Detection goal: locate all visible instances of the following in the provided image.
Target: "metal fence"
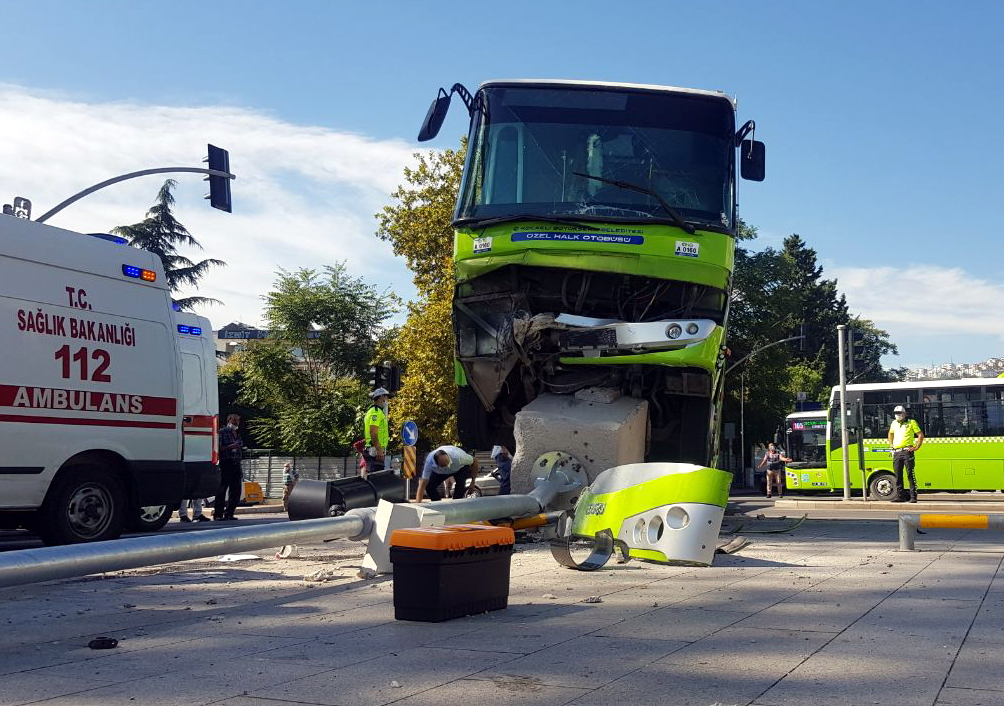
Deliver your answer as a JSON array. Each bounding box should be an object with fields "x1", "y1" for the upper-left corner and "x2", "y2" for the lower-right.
[{"x1": 241, "y1": 449, "x2": 501, "y2": 499}]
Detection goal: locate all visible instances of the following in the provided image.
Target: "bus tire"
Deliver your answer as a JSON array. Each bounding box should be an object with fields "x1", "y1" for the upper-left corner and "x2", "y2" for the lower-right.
[
  {"x1": 868, "y1": 472, "x2": 898, "y2": 501},
  {"x1": 126, "y1": 504, "x2": 173, "y2": 533},
  {"x1": 37, "y1": 464, "x2": 127, "y2": 545}
]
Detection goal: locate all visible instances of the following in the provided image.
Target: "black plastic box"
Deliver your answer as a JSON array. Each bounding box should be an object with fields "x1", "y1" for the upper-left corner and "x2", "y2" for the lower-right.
[{"x1": 389, "y1": 525, "x2": 514, "y2": 622}]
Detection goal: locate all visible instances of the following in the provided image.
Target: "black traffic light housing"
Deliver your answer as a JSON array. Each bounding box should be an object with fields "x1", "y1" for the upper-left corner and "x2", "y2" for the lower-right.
[
  {"x1": 206, "y1": 144, "x2": 232, "y2": 213},
  {"x1": 848, "y1": 328, "x2": 867, "y2": 374}
]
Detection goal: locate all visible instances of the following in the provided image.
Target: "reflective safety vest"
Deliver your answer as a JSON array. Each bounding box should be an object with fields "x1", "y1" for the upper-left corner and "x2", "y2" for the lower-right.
[
  {"x1": 889, "y1": 418, "x2": 922, "y2": 449},
  {"x1": 364, "y1": 405, "x2": 389, "y2": 448}
]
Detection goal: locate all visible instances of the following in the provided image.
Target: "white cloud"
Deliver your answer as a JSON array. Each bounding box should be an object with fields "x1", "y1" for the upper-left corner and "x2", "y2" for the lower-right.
[
  {"x1": 831, "y1": 263, "x2": 1004, "y2": 363},
  {"x1": 0, "y1": 84, "x2": 423, "y2": 327}
]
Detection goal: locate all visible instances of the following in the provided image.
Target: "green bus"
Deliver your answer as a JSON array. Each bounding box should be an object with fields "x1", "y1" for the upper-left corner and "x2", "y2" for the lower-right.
[
  {"x1": 417, "y1": 79, "x2": 766, "y2": 465},
  {"x1": 783, "y1": 378, "x2": 1004, "y2": 499}
]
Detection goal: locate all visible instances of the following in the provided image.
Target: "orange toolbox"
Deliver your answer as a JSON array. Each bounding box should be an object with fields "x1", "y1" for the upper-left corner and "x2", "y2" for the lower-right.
[{"x1": 389, "y1": 524, "x2": 515, "y2": 622}]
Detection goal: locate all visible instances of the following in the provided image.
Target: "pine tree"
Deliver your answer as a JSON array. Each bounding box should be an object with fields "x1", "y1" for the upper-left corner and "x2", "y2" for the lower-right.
[{"x1": 113, "y1": 179, "x2": 225, "y2": 310}]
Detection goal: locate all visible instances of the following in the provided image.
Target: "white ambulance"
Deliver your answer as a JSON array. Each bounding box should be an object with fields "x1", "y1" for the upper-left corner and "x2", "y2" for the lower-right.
[
  {"x1": 132, "y1": 310, "x2": 220, "y2": 532},
  {"x1": 0, "y1": 215, "x2": 219, "y2": 544}
]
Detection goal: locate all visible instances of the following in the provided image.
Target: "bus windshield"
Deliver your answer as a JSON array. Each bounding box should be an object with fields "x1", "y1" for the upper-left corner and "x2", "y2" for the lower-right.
[
  {"x1": 786, "y1": 415, "x2": 828, "y2": 464},
  {"x1": 457, "y1": 85, "x2": 736, "y2": 231}
]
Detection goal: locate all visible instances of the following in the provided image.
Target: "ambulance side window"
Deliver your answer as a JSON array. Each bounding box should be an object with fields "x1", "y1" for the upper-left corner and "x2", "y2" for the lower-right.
[{"x1": 181, "y1": 353, "x2": 204, "y2": 415}]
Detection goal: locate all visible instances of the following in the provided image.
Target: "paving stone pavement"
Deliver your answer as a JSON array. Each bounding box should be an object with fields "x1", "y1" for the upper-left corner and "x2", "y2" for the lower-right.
[{"x1": 1, "y1": 518, "x2": 1003, "y2": 705}]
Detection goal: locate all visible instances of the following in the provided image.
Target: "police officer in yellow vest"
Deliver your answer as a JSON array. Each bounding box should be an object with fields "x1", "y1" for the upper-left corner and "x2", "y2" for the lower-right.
[
  {"x1": 888, "y1": 404, "x2": 924, "y2": 503},
  {"x1": 363, "y1": 388, "x2": 390, "y2": 475}
]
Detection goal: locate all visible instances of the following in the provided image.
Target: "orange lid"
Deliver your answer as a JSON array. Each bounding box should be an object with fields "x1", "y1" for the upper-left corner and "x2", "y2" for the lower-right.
[{"x1": 390, "y1": 524, "x2": 515, "y2": 551}]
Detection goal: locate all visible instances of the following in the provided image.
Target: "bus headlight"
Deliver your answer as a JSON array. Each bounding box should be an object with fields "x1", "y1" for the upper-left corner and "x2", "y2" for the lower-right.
[
  {"x1": 686, "y1": 322, "x2": 699, "y2": 335},
  {"x1": 666, "y1": 324, "x2": 682, "y2": 339}
]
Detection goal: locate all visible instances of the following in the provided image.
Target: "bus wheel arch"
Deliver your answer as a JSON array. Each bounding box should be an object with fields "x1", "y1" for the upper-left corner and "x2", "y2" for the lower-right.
[
  {"x1": 38, "y1": 453, "x2": 130, "y2": 545},
  {"x1": 868, "y1": 471, "x2": 898, "y2": 501}
]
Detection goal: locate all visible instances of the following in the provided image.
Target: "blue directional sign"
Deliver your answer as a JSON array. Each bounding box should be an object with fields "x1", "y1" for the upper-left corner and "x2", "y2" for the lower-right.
[{"x1": 402, "y1": 420, "x2": 419, "y2": 447}]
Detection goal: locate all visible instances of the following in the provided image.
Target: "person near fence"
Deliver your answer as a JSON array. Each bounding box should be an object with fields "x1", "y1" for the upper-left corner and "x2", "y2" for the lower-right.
[
  {"x1": 178, "y1": 497, "x2": 209, "y2": 523},
  {"x1": 491, "y1": 444, "x2": 513, "y2": 495},
  {"x1": 414, "y1": 445, "x2": 479, "y2": 502},
  {"x1": 281, "y1": 462, "x2": 299, "y2": 513},
  {"x1": 214, "y1": 413, "x2": 244, "y2": 521},
  {"x1": 888, "y1": 404, "x2": 924, "y2": 503},
  {"x1": 363, "y1": 388, "x2": 390, "y2": 474},
  {"x1": 353, "y1": 439, "x2": 368, "y2": 477}
]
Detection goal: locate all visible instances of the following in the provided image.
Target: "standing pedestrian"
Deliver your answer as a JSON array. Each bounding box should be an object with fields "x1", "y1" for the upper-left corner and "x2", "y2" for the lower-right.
[
  {"x1": 491, "y1": 444, "x2": 513, "y2": 495},
  {"x1": 414, "y1": 445, "x2": 479, "y2": 502},
  {"x1": 281, "y1": 462, "x2": 299, "y2": 513},
  {"x1": 214, "y1": 413, "x2": 244, "y2": 521},
  {"x1": 758, "y1": 442, "x2": 790, "y2": 499},
  {"x1": 363, "y1": 388, "x2": 390, "y2": 474},
  {"x1": 888, "y1": 404, "x2": 924, "y2": 503},
  {"x1": 352, "y1": 439, "x2": 368, "y2": 477},
  {"x1": 178, "y1": 498, "x2": 209, "y2": 523}
]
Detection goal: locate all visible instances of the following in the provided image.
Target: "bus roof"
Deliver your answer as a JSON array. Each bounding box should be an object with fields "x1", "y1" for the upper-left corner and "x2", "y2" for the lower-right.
[
  {"x1": 830, "y1": 377, "x2": 1004, "y2": 394},
  {"x1": 477, "y1": 79, "x2": 736, "y2": 108},
  {"x1": 785, "y1": 410, "x2": 827, "y2": 420}
]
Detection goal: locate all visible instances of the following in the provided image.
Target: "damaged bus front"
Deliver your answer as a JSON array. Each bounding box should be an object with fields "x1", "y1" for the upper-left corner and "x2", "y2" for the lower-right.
[{"x1": 418, "y1": 80, "x2": 765, "y2": 465}]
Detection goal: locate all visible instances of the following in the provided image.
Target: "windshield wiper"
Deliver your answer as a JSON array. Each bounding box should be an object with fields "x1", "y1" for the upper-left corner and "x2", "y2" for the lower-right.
[
  {"x1": 572, "y1": 172, "x2": 696, "y2": 234},
  {"x1": 454, "y1": 214, "x2": 604, "y2": 231}
]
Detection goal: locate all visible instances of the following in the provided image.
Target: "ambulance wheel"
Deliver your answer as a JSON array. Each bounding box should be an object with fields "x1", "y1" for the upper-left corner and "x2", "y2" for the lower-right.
[
  {"x1": 38, "y1": 465, "x2": 127, "y2": 545},
  {"x1": 126, "y1": 504, "x2": 172, "y2": 533},
  {"x1": 869, "y1": 473, "x2": 898, "y2": 501}
]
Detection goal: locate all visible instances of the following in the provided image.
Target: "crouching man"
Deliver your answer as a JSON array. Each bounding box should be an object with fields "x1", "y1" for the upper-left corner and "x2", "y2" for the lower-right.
[{"x1": 415, "y1": 445, "x2": 479, "y2": 502}]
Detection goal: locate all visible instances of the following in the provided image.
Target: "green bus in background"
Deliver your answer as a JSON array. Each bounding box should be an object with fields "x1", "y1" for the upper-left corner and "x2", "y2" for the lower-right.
[
  {"x1": 417, "y1": 79, "x2": 766, "y2": 465},
  {"x1": 784, "y1": 378, "x2": 1004, "y2": 499}
]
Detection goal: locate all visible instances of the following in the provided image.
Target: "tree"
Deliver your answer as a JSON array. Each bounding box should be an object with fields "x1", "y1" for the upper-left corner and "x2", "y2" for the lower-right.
[
  {"x1": 234, "y1": 266, "x2": 396, "y2": 455},
  {"x1": 113, "y1": 179, "x2": 225, "y2": 310},
  {"x1": 375, "y1": 141, "x2": 466, "y2": 447}
]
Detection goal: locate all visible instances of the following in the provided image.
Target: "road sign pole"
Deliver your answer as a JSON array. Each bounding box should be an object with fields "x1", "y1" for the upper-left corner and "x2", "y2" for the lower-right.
[{"x1": 838, "y1": 325, "x2": 851, "y2": 501}]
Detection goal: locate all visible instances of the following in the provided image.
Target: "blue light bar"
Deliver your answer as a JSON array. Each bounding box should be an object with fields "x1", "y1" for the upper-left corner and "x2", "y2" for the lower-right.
[
  {"x1": 122, "y1": 264, "x2": 141, "y2": 278},
  {"x1": 90, "y1": 233, "x2": 128, "y2": 245},
  {"x1": 190, "y1": 326, "x2": 202, "y2": 335},
  {"x1": 177, "y1": 324, "x2": 191, "y2": 334}
]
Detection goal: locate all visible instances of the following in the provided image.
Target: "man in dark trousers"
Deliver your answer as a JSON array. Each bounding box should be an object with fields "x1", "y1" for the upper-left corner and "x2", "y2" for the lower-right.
[
  {"x1": 214, "y1": 413, "x2": 244, "y2": 521},
  {"x1": 888, "y1": 404, "x2": 924, "y2": 502},
  {"x1": 414, "y1": 445, "x2": 479, "y2": 502}
]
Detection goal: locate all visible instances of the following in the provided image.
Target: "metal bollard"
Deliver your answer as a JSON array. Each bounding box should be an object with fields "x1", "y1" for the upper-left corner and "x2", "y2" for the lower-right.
[{"x1": 898, "y1": 513, "x2": 1004, "y2": 551}]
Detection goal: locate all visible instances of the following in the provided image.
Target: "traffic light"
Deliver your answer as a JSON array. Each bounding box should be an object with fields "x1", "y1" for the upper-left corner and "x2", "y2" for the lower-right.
[
  {"x1": 368, "y1": 365, "x2": 384, "y2": 390},
  {"x1": 388, "y1": 364, "x2": 402, "y2": 393},
  {"x1": 798, "y1": 322, "x2": 808, "y2": 353},
  {"x1": 205, "y1": 144, "x2": 232, "y2": 213},
  {"x1": 848, "y1": 328, "x2": 867, "y2": 374}
]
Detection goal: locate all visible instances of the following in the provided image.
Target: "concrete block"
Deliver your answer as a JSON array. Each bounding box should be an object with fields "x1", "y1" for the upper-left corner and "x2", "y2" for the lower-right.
[
  {"x1": 361, "y1": 500, "x2": 445, "y2": 575},
  {"x1": 574, "y1": 386, "x2": 621, "y2": 403},
  {"x1": 510, "y1": 393, "x2": 648, "y2": 494}
]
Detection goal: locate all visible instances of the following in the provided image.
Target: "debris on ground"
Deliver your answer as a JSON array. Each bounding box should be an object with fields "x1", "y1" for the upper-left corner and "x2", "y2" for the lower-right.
[
  {"x1": 356, "y1": 567, "x2": 378, "y2": 579},
  {"x1": 581, "y1": 596, "x2": 603, "y2": 603},
  {"x1": 275, "y1": 545, "x2": 299, "y2": 559},
  {"x1": 87, "y1": 637, "x2": 118, "y2": 650},
  {"x1": 716, "y1": 536, "x2": 750, "y2": 554},
  {"x1": 541, "y1": 593, "x2": 558, "y2": 600},
  {"x1": 217, "y1": 554, "x2": 260, "y2": 562},
  {"x1": 304, "y1": 568, "x2": 343, "y2": 582},
  {"x1": 390, "y1": 680, "x2": 402, "y2": 688}
]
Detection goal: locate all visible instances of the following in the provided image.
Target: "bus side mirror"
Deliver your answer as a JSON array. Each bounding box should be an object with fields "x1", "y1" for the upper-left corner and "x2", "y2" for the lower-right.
[
  {"x1": 418, "y1": 91, "x2": 452, "y2": 142},
  {"x1": 740, "y1": 140, "x2": 766, "y2": 181}
]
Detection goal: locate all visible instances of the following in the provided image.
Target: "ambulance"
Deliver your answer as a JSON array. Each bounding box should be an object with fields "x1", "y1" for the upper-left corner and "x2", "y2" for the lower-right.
[{"x1": 0, "y1": 214, "x2": 219, "y2": 544}]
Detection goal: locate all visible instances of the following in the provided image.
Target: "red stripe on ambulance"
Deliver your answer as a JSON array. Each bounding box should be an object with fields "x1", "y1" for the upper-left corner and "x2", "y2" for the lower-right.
[{"x1": 0, "y1": 384, "x2": 177, "y2": 416}]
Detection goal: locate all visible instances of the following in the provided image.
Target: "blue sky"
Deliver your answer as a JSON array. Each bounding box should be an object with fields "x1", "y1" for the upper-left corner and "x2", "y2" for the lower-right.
[{"x1": 1, "y1": 0, "x2": 1002, "y2": 368}]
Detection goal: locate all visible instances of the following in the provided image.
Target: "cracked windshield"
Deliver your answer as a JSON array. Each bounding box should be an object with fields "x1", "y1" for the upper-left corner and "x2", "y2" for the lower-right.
[{"x1": 458, "y1": 85, "x2": 735, "y2": 229}]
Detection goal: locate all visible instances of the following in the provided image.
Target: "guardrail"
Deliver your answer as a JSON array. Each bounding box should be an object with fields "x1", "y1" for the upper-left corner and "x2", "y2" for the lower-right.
[{"x1": 898, "y1": 513, "x2": 1004, "y2": 550}]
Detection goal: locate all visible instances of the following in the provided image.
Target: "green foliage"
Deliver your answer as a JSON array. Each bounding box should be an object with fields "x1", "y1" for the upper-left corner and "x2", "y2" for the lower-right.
[
  {"x1": 113, "y1": 179, "x2": 225, "y2": 310},
  {"x1": 232, "y1": 266, "x2": 395, "y2": 454},
  {"x1": 725, "y1": 225, "x2": 901, "y2": 451},
  {"x1": 375, "y1": 141, "x2": 466, "y2": 447}
]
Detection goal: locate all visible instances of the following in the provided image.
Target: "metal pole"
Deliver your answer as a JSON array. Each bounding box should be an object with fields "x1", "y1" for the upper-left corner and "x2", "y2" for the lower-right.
[
  {"x1": 740, "y1": 369, "x2": 746, "y2": 486},
  {"x1": 0, "y1": 514, "x2": 370, "y2": 589},
  {"x1": 858, "y1": 398, "x2": 867, "y2": 502},
  {"x1": 898, "y1": 513, "x2": 918, "y2": 550},
  {"x1": 35, "y1": 166, "x2": 236, "y2": 223},
  {"x1": 838, "y1": 325, "x2": 851, "y2": 500}
]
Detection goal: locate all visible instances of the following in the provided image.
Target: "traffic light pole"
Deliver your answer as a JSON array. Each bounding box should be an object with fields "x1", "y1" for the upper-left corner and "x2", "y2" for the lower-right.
[
  {"x1": 837, "y1": 324, "x2": 851, "y2": 500},
  {"x1": 35, "y1": 165, "x2": 236, "y2": 224}
]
